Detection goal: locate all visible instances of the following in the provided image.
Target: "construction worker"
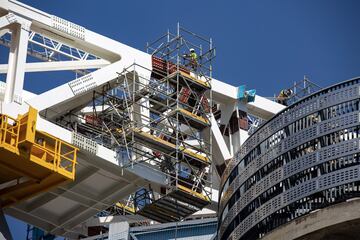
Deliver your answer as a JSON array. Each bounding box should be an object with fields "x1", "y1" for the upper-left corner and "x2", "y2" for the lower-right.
[
  {"x1": 276, "y1": 89, "x2": 293, "y2": 106},
  {"x1": 183, "y1": 48, "x2": 198, "y2": 71}
]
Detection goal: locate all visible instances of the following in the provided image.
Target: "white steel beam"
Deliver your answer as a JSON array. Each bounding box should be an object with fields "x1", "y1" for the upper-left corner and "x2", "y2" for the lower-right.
[
  {"x1": 26, "y1": 58, "x2": 151, "y2": 120},
  {"x1": 247, "y1": 95, "x2": 285, "y2": 120},
  {"x1": 211, "y1": 78, "x2": 238, "y2": 102},
  {"x1": 0, "y1": 1, "x2": 286, "y2": 237},
  {"x1": 4, "y1": 23, "x2": 29, "y2": 104},
  {"x1": 201, "y1": 114, "x2": 232, "y2": 180},
  {"x1": 212, "y1": 78, "x2": 284, "y2": 120},
  {"x1": 210, "y1": 114, "x2": 232, "y2": 163},
  {"x1": 5, "y1": 147, "x2": 147, "y2": 238},
  {"x1": 1, "y1": 13, "x2": 31, "y2": 104},
  {"x1": 0, "y1": 14, "x2": 12, "y2": 29},
  {"x1": 0, "y1": 59, "x2": 110, "y2": 73},
  {"x1": 0, "y1": 31, "x2": 103, "y2": 77},
  {"x1": 0, "y1": 0, "x2": 145, "y2": 62},
  {"x1": 0, "y1": 28, "x2": 8, "y2": 37}
]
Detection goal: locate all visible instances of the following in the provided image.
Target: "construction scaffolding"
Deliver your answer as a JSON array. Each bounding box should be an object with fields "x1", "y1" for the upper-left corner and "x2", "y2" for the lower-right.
[
  {"x1": 286, "y1": 76, "x2": 322, "y2": 105},
  {"x1": 74, "y1": 24, "x2": 215, "y2": 223},
  {"x1": 248, "y1": 76, "x2": 322, "y2": 135},
  {"x1": 273, "y1": 76, "x2": 322, "y2": 106}
]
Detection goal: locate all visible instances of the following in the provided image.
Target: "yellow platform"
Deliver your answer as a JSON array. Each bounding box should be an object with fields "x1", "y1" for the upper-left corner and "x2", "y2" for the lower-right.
[
  {"x1": 132, "y1": 128, "x2": 210, "y2": 164},
  {"x1": 116, "y1": 202, "x2": 136, "y2": 214},
  {"x1": 136, "y1": 185, "x2": 211, "y2": 223},
  {"x1": 177, "y1": 185, "x2": 211, "y2": 202},
  {"x1": 167, "y1": 71, "x2": 211, "y2": 90},
  {"x1": 0, "y1": 107, "x2": 77, "y2": 208},
  {"x1": 168, "y1": 108, "x2": 210, "y2": 130}
]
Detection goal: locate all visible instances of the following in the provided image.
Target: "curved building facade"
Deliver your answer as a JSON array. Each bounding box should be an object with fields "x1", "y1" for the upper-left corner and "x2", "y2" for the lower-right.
[{"x1": 218, "y1": 78, "x2": 360, "y2": 240}]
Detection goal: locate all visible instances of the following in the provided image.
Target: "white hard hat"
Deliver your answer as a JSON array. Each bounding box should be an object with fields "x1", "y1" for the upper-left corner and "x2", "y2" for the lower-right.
[{"x1": 190, "y1": 48, "x2": 195, "y2": 52}]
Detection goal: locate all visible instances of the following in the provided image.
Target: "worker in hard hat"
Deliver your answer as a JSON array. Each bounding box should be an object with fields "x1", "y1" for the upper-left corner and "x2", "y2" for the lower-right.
[
  {"x1": 183, "y1": 48, "x2": 198, "y2": 71},
  {"x1": 276, "y1": 89, "x2": 293, "y2": 106}
]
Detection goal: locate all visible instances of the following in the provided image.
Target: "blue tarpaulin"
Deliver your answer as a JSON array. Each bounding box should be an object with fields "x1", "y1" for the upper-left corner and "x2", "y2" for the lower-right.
[{"x1": 237, "y1": 85, "x2": 256, "y2": 103}]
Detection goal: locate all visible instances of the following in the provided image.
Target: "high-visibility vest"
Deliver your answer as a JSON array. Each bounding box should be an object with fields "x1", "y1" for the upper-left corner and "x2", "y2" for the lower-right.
[
  {"x1": 190, "y1": 52, "x2": 198, "y2": 61},
  {"x1": 279, "y1": 90, "x2": 288, "y2": 98}
]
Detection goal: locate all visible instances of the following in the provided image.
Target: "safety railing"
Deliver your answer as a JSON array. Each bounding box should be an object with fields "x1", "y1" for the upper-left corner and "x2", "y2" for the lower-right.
[
  {"x1": 0, "y1": 111, "x2": 77, "y2": 180},
  {"x1": 33, "y1": 131, "x2": 77, "y2": 179},
  {"x1": 0, "y1": 114, "x2": 20, "y2": 151}
]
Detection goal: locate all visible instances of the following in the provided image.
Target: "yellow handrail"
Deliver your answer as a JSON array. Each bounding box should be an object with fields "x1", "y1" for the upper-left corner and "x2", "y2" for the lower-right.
[
  {"x1": 0, "y1": 114, "x2": 20, "y2": 149},
  {"x1": 0, "y1": 110, "x2": 78, "y2": 179}
]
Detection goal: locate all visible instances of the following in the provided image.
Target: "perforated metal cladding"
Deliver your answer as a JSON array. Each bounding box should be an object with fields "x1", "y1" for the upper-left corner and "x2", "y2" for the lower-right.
[
  {"x1": 318, "y1": 166, "x2": 360, "y2": 189},
  {"x1": 225, "y1": 139, "x2": 360, "y2": 230},
  {"x1": 223, "y1": 168, "x2": 360, "y2": 240},
  {"x1": 220, "y1": 139, "x2": 360, "y2": 239},
  {"x1": 284, "y1": 153, "x2": 317, "y2": 177},
  {"x1": 220, "y1": 184, "x2": 235, "y2": 210},
  {"x1": 319, "y1": 85, "x2": 360, "y2": 109},
  {"x1": 222, "y1": 84, "x2": 360, "y2": 183},
  {"x1": 228, "y1": 195, "x2": 283, "y2": 239},
  {"x1": 318, "y1": 139, "x2": 359, "y2": 161},
  {"x1": 68, "y1": 74, "x2": 97, "y2": 95},
  {"x1": 257, "y1": 168, "x2": 283, "y2": 196},
  {"x1": 221, "y1": 110, "x2": 356, "y2": 211},
  {"x1": 227, "y1": 167, "x2": 360, "y2": 240},
  {"x1": 283, "y1": 180, "x2": 317, "y2": 203},
  {"x1": 234, "y1": 214, "x2": 254, "y2": 240},
  {"x1": 283, "y1": 139, "x2": 359, "y2": 179},
  {"x1": 220, "y1": 123, "x2": 360, "y2": 229},
  {"x1": 52, "y1": 15, "x2": 85, "y2": 40},
  {"x1": 220, "y1": 168, "x2": 284, "y2": 235},
  {"x1": 319, "y1": 112, "x2": 360, "y2": 134},
  {"x1": 72, "y1": 132, "x2": 97, "y2": 154},
  {"x1": 221, "y1": 111, "x2": 360, "y2": 209},
  {"x1": 284, "y1": 126, "x2": 317, "y2": 150},
  {"x1": 220, "y1": 79, "x2": 360, "y2": 240},
  {"x1": 221, "y1": 144, "x2": 282, "y2": 210}
]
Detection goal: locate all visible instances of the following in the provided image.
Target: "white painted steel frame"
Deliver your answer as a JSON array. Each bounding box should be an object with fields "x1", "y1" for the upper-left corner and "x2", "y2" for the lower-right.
[{"x1": 0, "y1": 0, "x2": 284, "y2": 237}]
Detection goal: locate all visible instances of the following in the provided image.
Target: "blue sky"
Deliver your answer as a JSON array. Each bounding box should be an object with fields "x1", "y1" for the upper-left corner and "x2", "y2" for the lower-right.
[
  {"x1": 2, "y1": 0, "x2": 360, "y2": 96},
  {"x1": 2, "y1": 0, "x2": 360, "y2": 238}
]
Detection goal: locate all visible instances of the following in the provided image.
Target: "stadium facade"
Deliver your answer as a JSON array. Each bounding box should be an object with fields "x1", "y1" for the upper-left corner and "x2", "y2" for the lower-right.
[{"x1": 218, "y1": 78, "x2": 360, "y2": 240}]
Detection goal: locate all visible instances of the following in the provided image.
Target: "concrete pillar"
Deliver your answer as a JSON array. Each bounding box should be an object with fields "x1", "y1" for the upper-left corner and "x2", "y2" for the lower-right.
[{"x1": 109, "y1": 221, "x2": 129, "y2": 240}]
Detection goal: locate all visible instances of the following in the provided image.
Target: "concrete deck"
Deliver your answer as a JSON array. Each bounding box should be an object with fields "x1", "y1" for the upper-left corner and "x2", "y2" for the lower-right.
[{"x1": 263, "y1": 198, "x2": 360, "y2": 240}]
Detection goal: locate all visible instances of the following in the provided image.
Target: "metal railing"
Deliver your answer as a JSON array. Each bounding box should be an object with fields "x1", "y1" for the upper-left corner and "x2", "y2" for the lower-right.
[{"x1": 0, "y1": 112, "x2": 77, "y2": 179}]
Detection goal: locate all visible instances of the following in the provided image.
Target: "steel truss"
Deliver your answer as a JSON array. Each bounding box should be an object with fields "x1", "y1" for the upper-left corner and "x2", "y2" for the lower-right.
[{"x1": 0, "y1": 31, "x2": 100, "y2": 75}]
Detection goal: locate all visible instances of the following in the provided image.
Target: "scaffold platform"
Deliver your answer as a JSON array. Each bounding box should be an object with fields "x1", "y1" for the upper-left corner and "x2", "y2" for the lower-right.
[
  {"x1": 170, "y1": 108, "x2": 210, "y2": 130},
  {"x1": 72, "y1": 24, "x2": 215, "y2": 224},
  {"x1": 136, "y1": 185, "x2": 210, "y2": 223},
  {"x1": 131, "y1": 128, "x2": 210, "y2": 165},
  {"x1": 166, "y1": 70, "x2": 211, "y2": 90}
]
